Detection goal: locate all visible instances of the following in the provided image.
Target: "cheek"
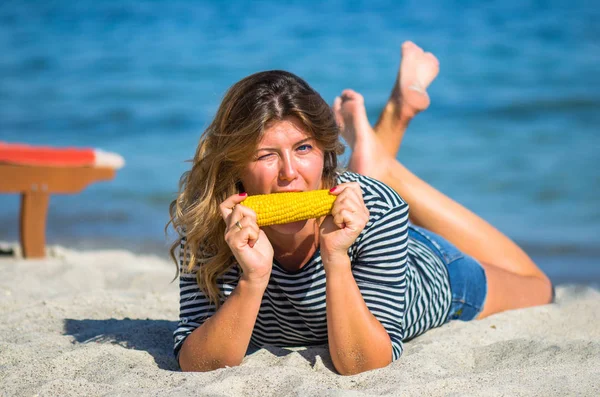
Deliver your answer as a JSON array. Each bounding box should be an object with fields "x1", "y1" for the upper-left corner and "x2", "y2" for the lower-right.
[
  {"x1": 299, "y1": 156, "x2": 325, "y2": 183},
  {"x1": 241, "y1": 163, "x2": 278, "y2": 193}
]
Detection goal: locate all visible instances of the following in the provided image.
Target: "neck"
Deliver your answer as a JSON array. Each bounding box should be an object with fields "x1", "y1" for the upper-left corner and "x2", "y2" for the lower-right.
[{"x1": 265, "y1": 219, "x2": 320, "y2": 272}]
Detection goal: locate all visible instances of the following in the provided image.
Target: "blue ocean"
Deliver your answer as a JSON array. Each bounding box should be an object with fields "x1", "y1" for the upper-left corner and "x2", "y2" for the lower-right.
[{"x1": 1, "y1": 0, "x2": 598, "y2": 284}]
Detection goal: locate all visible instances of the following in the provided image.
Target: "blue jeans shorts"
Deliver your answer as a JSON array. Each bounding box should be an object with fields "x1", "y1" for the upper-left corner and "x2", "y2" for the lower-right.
[{"x1": 408, "y1": 224, "x2": 488, "y2": 322}]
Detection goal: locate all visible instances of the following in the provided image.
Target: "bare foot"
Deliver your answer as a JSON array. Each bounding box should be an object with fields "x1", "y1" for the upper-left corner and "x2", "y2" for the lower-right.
[
  {"x1": 392, "y1": 41, "x2": 439, "y2": 117},
  {"x1": 333, "y1": 89, "x2": 390, "y2": 180},
  {"x1": 374, "y1": 41, "x2": 439, "y2": 156}
]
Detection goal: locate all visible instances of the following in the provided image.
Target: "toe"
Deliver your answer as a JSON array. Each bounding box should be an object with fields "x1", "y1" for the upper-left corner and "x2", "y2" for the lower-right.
[
  {"x1": 333, "y1": 96, "x2": 344, "y2": 129},
  {"x1": 402, "y1": 41, "x2": 423, "y2": 58},
  {"x1": 402, "y1": 40, "x2": 415, "y2": 50},
  {"x1": 341, "y1": 89, "x2": 363, "y2": 103},
  {"x1": 333, "y1": 95, "x2": 342, "y2": 109},
  {"x1": 341, "y1": 88, "x2": 356, "y2": 98},
  {"x1": 424, "y1": 52, "x2": 440, "y2": 68}
]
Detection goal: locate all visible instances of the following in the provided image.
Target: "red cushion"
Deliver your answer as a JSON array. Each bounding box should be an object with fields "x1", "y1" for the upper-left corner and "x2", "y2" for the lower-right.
[{"x1": 0, "y1": 142, "x2": 96, "y2": 167}]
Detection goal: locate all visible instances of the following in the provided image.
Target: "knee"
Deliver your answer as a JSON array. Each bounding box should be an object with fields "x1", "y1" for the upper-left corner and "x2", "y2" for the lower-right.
[
  {"x1": 479, "y1": 263, "x2": 554, "y2": 318},
  {"x1": 542, "y1": 275, "x2": 555, "y2": 304},
  {"x1": 532, "y1": 273, "x2": 554, "y2": 306}
]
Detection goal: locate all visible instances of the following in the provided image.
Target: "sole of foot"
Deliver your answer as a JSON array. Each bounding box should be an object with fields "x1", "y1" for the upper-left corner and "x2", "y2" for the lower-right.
[
  {"x1": 390, "y1": 41, "x2": 440, "y2": 119},
  {"x1": 334, "y1": 89, "x2": 390, "y2": 180}
]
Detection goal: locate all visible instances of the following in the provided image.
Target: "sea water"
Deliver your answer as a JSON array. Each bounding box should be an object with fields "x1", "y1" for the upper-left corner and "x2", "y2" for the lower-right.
[{"x1": 1, "y1": 0, "x2": 599, "y2": 284}]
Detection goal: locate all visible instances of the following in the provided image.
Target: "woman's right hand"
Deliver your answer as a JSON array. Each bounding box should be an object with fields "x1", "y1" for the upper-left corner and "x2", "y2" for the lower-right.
[{"x1": 219, "y1": 193, "x2": 274, "y2": 289}]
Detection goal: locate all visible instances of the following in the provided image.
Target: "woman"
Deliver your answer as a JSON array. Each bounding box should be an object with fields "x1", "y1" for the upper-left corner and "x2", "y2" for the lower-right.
[{"x1": 168, "y1": 42, "x2": 553, "y2": 375}]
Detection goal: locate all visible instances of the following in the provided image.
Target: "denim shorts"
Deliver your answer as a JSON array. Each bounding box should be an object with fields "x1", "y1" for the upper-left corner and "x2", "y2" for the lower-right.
[{"x1": 408, "y1": 224, "x2": 488, "y2": 322}]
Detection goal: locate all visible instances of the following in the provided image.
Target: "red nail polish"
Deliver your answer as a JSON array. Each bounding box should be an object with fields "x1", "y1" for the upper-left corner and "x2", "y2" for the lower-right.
[
  {"x1": 329, "y1": 187, "x2": 336, "y2": 193},
  {"x1": 240, "y1": 192, "x2": 247, "y2": 197}
]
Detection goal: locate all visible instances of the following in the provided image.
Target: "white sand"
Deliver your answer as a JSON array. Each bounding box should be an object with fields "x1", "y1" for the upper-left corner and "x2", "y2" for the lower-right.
[{"x1": 0, "y1": 244, "x2": 598, "y2": 397}]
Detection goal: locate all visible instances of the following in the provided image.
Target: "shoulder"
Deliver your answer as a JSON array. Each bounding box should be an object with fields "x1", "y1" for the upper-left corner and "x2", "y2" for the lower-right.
[{"x1": 336, "y1": 171, "x2": 408, "y2": 213}]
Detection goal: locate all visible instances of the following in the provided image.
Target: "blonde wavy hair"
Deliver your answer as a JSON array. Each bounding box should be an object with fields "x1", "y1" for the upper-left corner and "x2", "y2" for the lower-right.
[{"x1": 167, "y1": 70, "x2": 345, "y2": 307}]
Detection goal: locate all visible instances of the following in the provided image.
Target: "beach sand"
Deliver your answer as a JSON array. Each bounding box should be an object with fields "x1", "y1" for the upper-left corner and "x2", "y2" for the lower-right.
[{"x1": 0, "y1": 244, "x2": 598, "y2": 396}]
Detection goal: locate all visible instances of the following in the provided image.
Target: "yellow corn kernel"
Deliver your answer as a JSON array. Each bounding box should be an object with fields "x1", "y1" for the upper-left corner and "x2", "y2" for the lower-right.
[{"x1": 241, "y1": 190, "x2": 335, "y2": 227}]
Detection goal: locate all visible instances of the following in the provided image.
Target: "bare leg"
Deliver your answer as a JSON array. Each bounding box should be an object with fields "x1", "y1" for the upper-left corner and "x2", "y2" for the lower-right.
[
  {"x1": 334, "y1": 90, "x2": 553, "y2": 317},
  {"x1": 372, "y1": 41, "x2": 439, "y2": 156}
]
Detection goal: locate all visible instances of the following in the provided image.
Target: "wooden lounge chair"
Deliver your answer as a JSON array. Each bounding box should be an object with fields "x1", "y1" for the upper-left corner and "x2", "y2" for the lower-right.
[{"x1": 0, "y1": 142, "x2": 125, "y2": 258}]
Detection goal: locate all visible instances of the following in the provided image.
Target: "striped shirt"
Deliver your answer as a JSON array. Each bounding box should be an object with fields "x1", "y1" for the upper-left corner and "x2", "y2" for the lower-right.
[{"x1": 173, "y1": 171, "x2": 452, "y2": 361}]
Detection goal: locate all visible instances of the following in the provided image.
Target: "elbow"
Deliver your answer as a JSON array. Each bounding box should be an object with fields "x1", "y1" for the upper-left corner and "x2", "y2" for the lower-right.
[
  {"x1": 331, "y1": 355, "x2": 390, "y2": 376},
  {"x1": 178, "y1": 335, "x2": 244, "y2": 372},
  {"x1": 329, "y1": 337, "x2": 394, "y2": 375},
  {"x1": 178, "y1": 348, "x2": 242, "y2": 372},
  {"x1": 541, "y1": 274, "x2": 555, "y2": 304},
  {"x1": 334, "y1": 361, "x2": 388, "y2": 376},
  {"x1": 336, "y1": 366, "x2": 365, "y2": 376},
  {"x1": 332, "y1": 359, "x2": 354, "y2": 376},
  {"x1": 180, "y1": 357, "x2": 242, "y2": 372}
]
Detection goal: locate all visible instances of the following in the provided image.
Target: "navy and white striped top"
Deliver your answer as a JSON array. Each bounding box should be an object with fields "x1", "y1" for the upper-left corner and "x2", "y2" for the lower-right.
[{"x1": 173, "y1": 171, "x2": 452, "y2": 361}]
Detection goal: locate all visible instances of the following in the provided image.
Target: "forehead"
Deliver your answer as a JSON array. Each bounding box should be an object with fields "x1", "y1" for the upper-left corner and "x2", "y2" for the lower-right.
[{"x1": 260, "y1": 116, "x2": 312, "y2": 145}]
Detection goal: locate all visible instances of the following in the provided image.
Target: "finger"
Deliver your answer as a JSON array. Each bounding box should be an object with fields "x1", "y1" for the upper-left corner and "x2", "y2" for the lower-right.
[
  {"x1": 331, "y1": 188, "x2": 362, "y2": 213},
  {"x1": 330, "y1": 183, "x2": 367, "y2": 221},
  {"x1": 341, "y1": 182, "x2": 364, "y2": 202},
  {"x1": 235, "y1": 200, "x2": 258, "y2": 222},
  {"x1": 341, "y1": 184, "x2": 366, "y2": 212},
  {"x1": 241, "y1": 226, "x2": 260, "y2": 249},
  {"x1": 219, "y1": 193, "x2": 249, "y2": 222},
  {"x1": 227, "y1": 202, "x2": 258, "y2": 230},
  {"x1": 332, "y1": 211, "x2": 347, "y2": 229},
  {"x1": 331, "y1": 207, "x2": 367, "y2": 231},
  {"x1": 330, "y1": 193, "x2": 357, "y2": 215},
  {"x1": 329, "y1": 182, "x2": 361, "y2": 197},
  {"x1": 334, "y1": 209, "x2": 360, "y2": 231},
  {"x1": 225, "y1": 217, "x2": 260, "y2": 248},
  {"x1": 331, "y1": 194, "x2": 361, "y2": 212},
  {"x1": 248, "y1": 224, "x2": 260, "y2": 248},
  {"x1": 237, "y1": 216, "x2": 260, "y2": 238},
  {"x1": 227, "y1": 217, "x2": 260, "y2": 240}
]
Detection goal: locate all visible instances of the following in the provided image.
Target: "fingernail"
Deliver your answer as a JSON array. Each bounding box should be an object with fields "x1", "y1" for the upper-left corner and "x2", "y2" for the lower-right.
[
  {"x1": 329, "y1": 187, "x2": 336, "y2": 193},
  {"x1": 240, "y1": 192, "x2": 247, "y2": 197}
]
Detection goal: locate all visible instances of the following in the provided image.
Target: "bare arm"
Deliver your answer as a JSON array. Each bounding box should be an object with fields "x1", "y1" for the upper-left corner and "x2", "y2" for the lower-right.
[
  {"x1": 324, "y1": 254, "x2": 392, "y2": 375},
  {"x1": 179, "y1": 193, "x2": 274, "y2": 372},
  {"x1": 320, "y1": 182, "x2": 401, "y2": 375},
  {"x1": 178, "y1": 278, "x2": 265, "y2": 372}
]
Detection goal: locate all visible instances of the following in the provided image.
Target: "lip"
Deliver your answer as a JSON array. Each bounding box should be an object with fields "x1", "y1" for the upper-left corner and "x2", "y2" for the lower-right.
[{"x1": 274, "y1": 189, "x2": 303, "y2": 193}]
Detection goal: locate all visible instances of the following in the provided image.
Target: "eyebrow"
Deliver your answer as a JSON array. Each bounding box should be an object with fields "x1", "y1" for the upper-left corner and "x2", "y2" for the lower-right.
[{"x1": 255, "y1": 137, "x2": 313, "y2": 152}]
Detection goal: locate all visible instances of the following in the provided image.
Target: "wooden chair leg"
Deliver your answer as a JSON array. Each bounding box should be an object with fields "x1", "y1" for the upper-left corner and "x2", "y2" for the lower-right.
[
  {"x1": 19, "y1": 191, "x2": 50, "y2": 258},
  {"x1": 1, "y1": 164, "x2": 117, "y2": 259}
]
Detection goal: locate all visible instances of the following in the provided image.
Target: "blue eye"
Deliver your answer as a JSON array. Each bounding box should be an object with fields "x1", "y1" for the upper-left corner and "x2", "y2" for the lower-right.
[{"x1": 297, "y1": 144, "x2": 312, "y2": 152}]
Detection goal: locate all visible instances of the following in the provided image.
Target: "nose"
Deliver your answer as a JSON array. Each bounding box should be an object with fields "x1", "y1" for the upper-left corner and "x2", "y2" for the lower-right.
[{"x1": 278, "y1": 152, "x2": 298, "y2": 182}]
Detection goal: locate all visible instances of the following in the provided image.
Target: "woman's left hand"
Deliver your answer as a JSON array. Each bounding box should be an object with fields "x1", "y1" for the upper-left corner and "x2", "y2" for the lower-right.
[{"x1": 319, "y1": 182, "x2": 369, "y2": 267}]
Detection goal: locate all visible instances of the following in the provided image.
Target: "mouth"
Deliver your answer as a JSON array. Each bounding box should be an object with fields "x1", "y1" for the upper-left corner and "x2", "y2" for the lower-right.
[{"x1": 274, "y1": 189, "x2": 303, "y2": 193}]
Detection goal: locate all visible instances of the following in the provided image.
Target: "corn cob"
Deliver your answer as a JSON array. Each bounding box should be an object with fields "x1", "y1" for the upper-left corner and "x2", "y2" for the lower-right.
[{"x1": 241, "y1": 190, "x2": 335, "y2": 227}]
